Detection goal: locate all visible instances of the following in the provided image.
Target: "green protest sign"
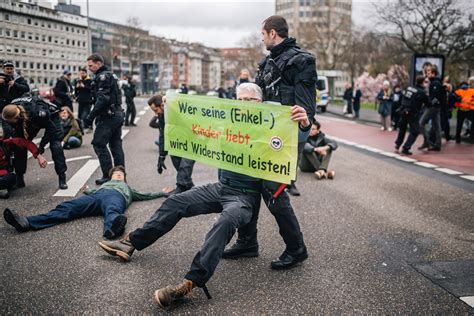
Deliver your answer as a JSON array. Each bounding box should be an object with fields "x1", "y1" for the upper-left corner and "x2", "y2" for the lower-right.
[{"x1": 164, "y1": 93, "x2": 298, "y2": 184}]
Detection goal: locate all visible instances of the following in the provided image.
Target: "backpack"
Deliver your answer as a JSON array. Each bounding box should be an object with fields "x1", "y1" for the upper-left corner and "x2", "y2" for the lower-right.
[{"x1": 11, "y1": 95, "x2": 60, "y2": 128}]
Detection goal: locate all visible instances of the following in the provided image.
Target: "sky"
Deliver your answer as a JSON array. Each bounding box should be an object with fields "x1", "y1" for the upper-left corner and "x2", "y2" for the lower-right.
[{"x1": 47, "y1": 0, "x2": 377, "y2": 48}]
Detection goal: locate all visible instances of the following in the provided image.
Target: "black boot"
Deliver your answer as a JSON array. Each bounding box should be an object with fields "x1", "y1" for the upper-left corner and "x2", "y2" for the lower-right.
[
  {"x1": 222, "y1": 237, "x2": 259, "y2": 259},
  {"x1": 14, "y1": 174, "x2": 26, "y2": 189},
  {"x1": 58, "y1": 173, "x2": 68, "y2": 190},
  {"x1": 286, "y1": 183, "x2": 300, "y2": 196},
  {"x1": 271, "y1": 245, "x2": 308, "y2": 270},
  {"x1": 3, "y1": 208, "x2": 30, "y2": 232}
]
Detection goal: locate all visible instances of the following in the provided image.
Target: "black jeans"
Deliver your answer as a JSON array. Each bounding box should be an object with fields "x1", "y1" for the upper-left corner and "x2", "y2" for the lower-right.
[
  {"x1": 125, "y1": 97, "x2": 136, "y2": 125},
  {"x1": 0, "y1": 172, "x2": 16, "y2": 190},
  {"x1": 170, "y1": 156, "x2": 195, "y2": 190},
  {"x1": 92, "y1": 112, "x2": 125, "y2": 178},
  {"x1": 456, "y1": 109, "x2": 474, "y2": 142},
  {"x1": 395, "y1": 112, "x2": 421, "y2": 150},
  {"x1": 128, "y1": 183, "x2": 260, "y2": 287},
  {"x1": 78, "y1": 101, "x2": 92, "y2": 128}
]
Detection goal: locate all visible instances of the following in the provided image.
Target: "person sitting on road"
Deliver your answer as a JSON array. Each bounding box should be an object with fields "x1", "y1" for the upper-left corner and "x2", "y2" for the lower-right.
[
  {"x1": 97, "y1": 83, "x2": 310, "y2": 310},
  {"x1": 3, "y1": 166, "x2": 168, "y2": 239},
  {"x1": 0, "y1": 124, "x2": 47, "y2": 199},
  {"x1": 299, "y1": 120, "x2": 338, "y2": 180},
  {"x1": 59, "y1": 107, "x2": 83, "y2": 149}
]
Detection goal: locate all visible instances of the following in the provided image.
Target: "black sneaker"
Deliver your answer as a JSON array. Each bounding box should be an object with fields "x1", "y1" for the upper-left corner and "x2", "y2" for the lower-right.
[
  {"x1": 271, "y1": 246, "x2": 308, "y2": 270},
  {"x1": 0, "y1": 191, "x2": 10, "y2": 199},
  {"x1": 104, "y1": 215, "x2": 127, "y2": 239},
  {"x1": 95, "y1": 177, "x2": 110, "y2": 185},
  {"x1": 401, "y1": 148, "x2": 413, "y2": 155},
  {"x1": 3, "y1": 208, "x2": 30, "y2": 232}
]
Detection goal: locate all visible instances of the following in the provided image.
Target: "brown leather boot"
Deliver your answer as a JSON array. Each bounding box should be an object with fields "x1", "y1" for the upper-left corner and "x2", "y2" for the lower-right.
[
  {"x1": 98, "y1": 234, "x2": 135, "y2": 261},
  {"x1": 154, "y1": 279, "x2": 195, "y2": 309}
]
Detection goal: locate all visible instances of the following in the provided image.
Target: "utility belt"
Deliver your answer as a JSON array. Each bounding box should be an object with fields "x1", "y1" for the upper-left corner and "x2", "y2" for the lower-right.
[
  {"x1": 219, "y1": 177, "x2": 261, "y2": 194},
  {"x1": 98, "y1": 105, "x2": 122, "y2": 119}
]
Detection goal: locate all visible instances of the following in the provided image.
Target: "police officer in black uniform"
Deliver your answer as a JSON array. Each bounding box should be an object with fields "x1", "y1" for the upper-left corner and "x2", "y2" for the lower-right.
[
  {"x1": 84, "y1": 54, "x2": 125, "y2": 185},
  {"x1": 223, "y1": 15, "x2": 317, "y2": 270},
  {"x1": 395, "y1": 75, "x2": 431, "y2": 155},
  {"x1": 122, "y1": 75, "x2": 137, "y2": 126}
]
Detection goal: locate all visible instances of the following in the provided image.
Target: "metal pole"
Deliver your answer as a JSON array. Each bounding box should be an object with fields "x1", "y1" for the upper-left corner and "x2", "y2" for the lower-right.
[{"x1": 86, "y1": 0, "x2": 92, "y2": 55}]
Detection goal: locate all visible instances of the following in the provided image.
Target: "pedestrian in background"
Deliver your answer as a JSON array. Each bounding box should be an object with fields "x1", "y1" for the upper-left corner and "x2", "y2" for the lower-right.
[
  {"x1": 377, "y1": 80, "x2": 393, "y2": 131},
  {"x1": 53, "y1": 69, "x2": 74, "y2": 112},
  {"x1": 343, "y1": 82, "x2": 353, "y2": 116},
  {"x1": 0, "y1": 61, "x2": 30, "y2": 114},
  {"x1": 122, "y1": 75, "x2": 137, "y2": 127},
  {"x1": 74, "y1": 67, "x2": 93, "y2": 129},
  {"x1": 59, "y1": 107, "x2": 82, "y2": 149},
  {"x1": 454, "y1": 78, "x2": 474, "y2": 143},
  {"x1": 352, "y1": 83, "x2": 362, "y2": 119},
  {"x1": 391, "y1": 84, "x2": 402, "y2": 130}
]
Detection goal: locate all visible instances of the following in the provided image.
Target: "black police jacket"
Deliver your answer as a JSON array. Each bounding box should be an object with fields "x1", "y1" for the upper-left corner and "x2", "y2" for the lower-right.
[
  {"x1": 88, "y1": 66, "x2": 121, "y2": 120},
  {"x1": 255, "y1": 37, "x2": 318, "y2": 121},
  {"x1": 428, "y1": 77, "x2": 445, "y2": 108},
  {"x1": 123, "y1": 81, "x2": 136, "y2": 100},
  {"x1": 401, "y1": 85, "x2": 430, "y2": 114},
  {"x1": 0, "y1": 74, "x2": 30, "y2": 110}
]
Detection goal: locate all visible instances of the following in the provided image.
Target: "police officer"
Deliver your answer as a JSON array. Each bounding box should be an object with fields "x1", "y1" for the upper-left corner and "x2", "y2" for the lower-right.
[
  {"x1": 224, "y1": 15, "x2": 316, "y2": 270},
  {"x1": 122, "y1": 75, "x2": 137, "y2": 126},
  {"x1": 84, "y1": 53, "x2": 125, "y2": 185},
  {"x1": 395, "y1": 75, "x2": 431, "y2": 155}
]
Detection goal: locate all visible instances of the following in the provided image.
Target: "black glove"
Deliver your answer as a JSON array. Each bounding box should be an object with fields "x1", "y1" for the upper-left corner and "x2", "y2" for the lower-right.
[
  {"x1": 38, "y1": 145, "x2": 45, "y2": 155},
  {"x1": 157, "y1": 156, "x2": 167, "y2": 174},
  {"x1": 83, "y1": 116, "x2": 93, "y2": 128}
]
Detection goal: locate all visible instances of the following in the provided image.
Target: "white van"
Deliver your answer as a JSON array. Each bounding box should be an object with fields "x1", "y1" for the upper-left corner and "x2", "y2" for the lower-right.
[{"x1": 316, "y1": 76, "x2": 330, "y2": 112}]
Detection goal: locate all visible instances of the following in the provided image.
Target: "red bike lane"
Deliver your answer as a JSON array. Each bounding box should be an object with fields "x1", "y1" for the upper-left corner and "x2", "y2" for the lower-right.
[{"x1": 318, "y1": 116, "x2": 474, "y2": 177}]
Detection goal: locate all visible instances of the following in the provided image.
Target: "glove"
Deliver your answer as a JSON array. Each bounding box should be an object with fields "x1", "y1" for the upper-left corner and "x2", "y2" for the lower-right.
[
  {"x1": 83, "y1": 116, "x2": 93, "y2": 128},
  {"x1": 157, "y1": 156, "x2": 167, "y2": 174},
  {"x1": 38, "y1": 145, "x2": 45, "y2": 155}
]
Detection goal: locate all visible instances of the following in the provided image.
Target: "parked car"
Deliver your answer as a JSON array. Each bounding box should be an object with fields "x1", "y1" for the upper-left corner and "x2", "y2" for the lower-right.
[{"x1": 316, "y1": 76, "x2": 329, "y2": 113}]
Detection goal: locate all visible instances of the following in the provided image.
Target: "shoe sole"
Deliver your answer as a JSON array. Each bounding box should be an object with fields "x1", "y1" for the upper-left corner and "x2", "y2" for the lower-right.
[
  {"x1": 98, "y1": 241, "x2": 130, "y2": 261},
  {"x1": 222, "y1": 251, "x2": 259, "y2": 259},
  {"x1": 3, "y1": 208, "x2": 28, "y2": 232},
  {"x1": 271, "y1": 253, "x2": 309, "y2": 270}
]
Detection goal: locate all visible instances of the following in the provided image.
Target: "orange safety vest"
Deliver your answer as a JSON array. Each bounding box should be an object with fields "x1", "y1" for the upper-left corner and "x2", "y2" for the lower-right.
[{"x1": 454, "y1": 88, "x2": 474, "y2": 110}]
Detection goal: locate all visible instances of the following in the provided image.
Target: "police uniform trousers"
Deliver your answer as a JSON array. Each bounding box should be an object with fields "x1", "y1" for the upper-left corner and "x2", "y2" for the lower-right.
[
  {"x1": 125, "y1": 97, "x2": 136, "y2": 125},
  {"x1": 236, "y1": 142, "x2": 306, "y2": 252},
  {"x1": 92, "y1": 112, "x2": 125, "y2": 178},
  {"x1": 395, "y1": 111, "x2": 421, "y2": 150},
  {"x1": 128, "y1": 182, "x2": 260, "y2": 287},
  {"x1": 170, "y1": 155, "x2": 195, "y2": 190}
]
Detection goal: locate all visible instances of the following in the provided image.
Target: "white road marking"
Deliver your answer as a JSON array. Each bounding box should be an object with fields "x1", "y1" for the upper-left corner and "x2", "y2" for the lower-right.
[
  {"x1": 435, "y1": 168, "x2": 463, "y2": 175},
  {"x1": 138, "y1": 110, "x2": 146, "y2": 116},
  {"x1": 460, "y1": 296, "x2": 474, "y2": 307},
  {"x1": 121, "y1": 129, "x2": 129, "y2": 140},
  {"x1": 53, "y1": 159, "x2": 100, "y2": 197},
  {"x1": 380, "y1": 151, "x2": 400, "y2": 158},
  {"x1": 460, "y1": 175, "x2": 474, "y2": 181},
  {"x1": 47, "y1": 155, "x2": 92, "y2": 165},
  {"x1": 134, "y1": 117, "x2": 140, "y2": 124},
  {"x1": 395, "y1": 156, "x2": 417, "y2": 163},
  {"x1": 414, "y1": 162, "x2": 439, "y2": 168}
]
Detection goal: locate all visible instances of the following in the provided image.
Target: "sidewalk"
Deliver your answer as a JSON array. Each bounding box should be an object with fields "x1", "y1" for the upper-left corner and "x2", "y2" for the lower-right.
[{"x1": 317, "y1": 112, "x2": 474, "y2": 177}]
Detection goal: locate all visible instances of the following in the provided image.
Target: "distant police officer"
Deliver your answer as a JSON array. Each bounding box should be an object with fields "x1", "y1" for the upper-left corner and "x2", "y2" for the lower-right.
[
  {"x1": 224, "y1": 15, "x2": 316, "y2": 270},
  {"x1": 395, "y1": 75, "x2": 431, "y2": 155},
  {"x1": 84, "y1": 54, "x2": 125, "y2": 185},
  {"x1": 122, "y1": 75, "x2": 137, "y2": 126},
  {"x1": 0, "y1": 61, "x2": 30, "y2": 113}
]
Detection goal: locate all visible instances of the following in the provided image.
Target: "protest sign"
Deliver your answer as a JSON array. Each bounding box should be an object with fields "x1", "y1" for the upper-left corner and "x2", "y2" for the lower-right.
[{"x1": 165, "y1": 93, "x2": 298, "y2": 184}]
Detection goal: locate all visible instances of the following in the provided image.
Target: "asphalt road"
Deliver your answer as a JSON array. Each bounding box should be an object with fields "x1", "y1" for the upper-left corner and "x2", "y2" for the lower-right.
[{"x1": 1, "y1": 98, "x2": 473, "y2": 314}]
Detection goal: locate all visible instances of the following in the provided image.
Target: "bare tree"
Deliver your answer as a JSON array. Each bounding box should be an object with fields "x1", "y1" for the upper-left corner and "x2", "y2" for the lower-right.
[
  {"x1": 115, "y1": 16, "x2": 147, "y2": 76},
  {"x1": 375, "y1": 0, "x2": 474, "y2": 64},
  {"x1": 236, "y1": 32, "x2": 265, "y2": 77}
]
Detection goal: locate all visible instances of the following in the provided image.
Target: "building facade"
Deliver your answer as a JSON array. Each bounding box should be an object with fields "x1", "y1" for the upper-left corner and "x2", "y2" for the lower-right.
[
  {"x1": 0, "y1": 0, "x2": 89, "y2": 88},
  {"x1": 275, "y1": 0, "x2": 352, "y2": 70}
]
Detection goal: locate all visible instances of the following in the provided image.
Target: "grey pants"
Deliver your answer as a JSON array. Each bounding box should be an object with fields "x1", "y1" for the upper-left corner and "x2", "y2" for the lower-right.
[
  {"x1": 420, "y1": 107, "x2": 441, "y2": 148},
  {"x1": 128, "y1": 183, "x2": 260, "y2": 287},
  {"x1": 299, "y1": 151, "x2": 332, "y2": 172}
]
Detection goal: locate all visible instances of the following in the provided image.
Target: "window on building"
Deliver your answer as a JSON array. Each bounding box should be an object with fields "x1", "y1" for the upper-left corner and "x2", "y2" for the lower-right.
[
  {"x1": 42, "y1": 49, "x2": 46, "y2": 56},
  {"x1": 66, "y1": 39, "x2": 70, "y2": 45},
  {"x1": 56, "y1": 64, "x2": 59, "y2": 70},
  {"x1": 5, "y1": 29, "x2": 11, "y2": 37},
  {"x1": 72, "y1": 40, "x2": 75, "y2": 46},
  {"x1": 23, "y1": 62, "x2": 27, "y2": 69},
  {"x1": 35, "y1": 34, "x2": 39, "y2": 41},
  {"x1": 66, "y1": 26, "x2": 69, "y2": 32},
  {"x1": 28, "y1": 33, "x2": 32, "y2": 40},
  {"x1": 48, "y1": 23, "x2": 51, "y2": 28},
  {"x1": 30, "y1": 62, "x2": 34, "y2": 69},
  {"x1": 13, "y1": 30, "x2": 18, "y2": 38},
  {"x1": 43, "y1": 63, "x2": 47, "y2": 70},
  {"x1": 42, "y1": 35, "x2": 46, "y2": 42},
  {"x1": 15, "y1": 61, "x2": 20, "y2": 68},
  {"x1": 14, "y1": 48, "x2": 19, "y2": 53},
  {"x1": 21, "y1": 31, "x2": 25, "y2": 39},
  {"x1": 0, "y1": 28, "x2": 3, "y2": 36},
  {"x1": 27, "y1": 18, "x2": 31, "y2": 25},
  {"x1": 5, "y1": 14, "x2": 10, "y2": 21},
  {"x1": 21, "y1": 48, "x2": 26, "y2": 54},
  {"x1": 30, "y1": 78, "x2": 35, "y2": 84},
  {"x1": 37, "y1": 63, "x2": 40, "y2": 69},
  {"x1": 48, "y1": 36, "x2": 52, "y2": 42},
  {"x1": 34, "y1": 21, "x2": 38, "y2": 26}
]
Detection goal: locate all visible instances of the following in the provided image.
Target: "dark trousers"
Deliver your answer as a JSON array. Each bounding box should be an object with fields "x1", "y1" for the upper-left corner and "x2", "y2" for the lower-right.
[
  {"x1": 456, "y1": 109, "x2": 474, "y2": 142},
  {"x1": 440, "y1": 106, "x2": 451, "y2": 140},
  {"x1": 92, "y1": 112, "x2": 125, "y2": 178},
  {"x1": 0, "y1": 172, "x2": 16, "y2": 190},
  {"x1": 128, "y1": 183, "x2": 260, "y2": 287},
  {"x1": 395, "y1": 112, "x2": 420, "y2": 150},
  {"x1": 27, "y1": 189, "x2": 126, "y2": 237},
  {"x1": 420, "y1": 107, "x2": 441, "y2": 148},
  {"x1": 125, "y1": 97, "x2": 136, "y2": 125},
  {"x1": 170, "y1": 155, "x2": 195, "y2": 189},
  {"x1": 78, "y1": 101, "x2": 92, "y2": 128}
]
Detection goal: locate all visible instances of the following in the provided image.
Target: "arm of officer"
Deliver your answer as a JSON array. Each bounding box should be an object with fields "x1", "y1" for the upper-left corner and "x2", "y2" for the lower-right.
[
  {"x1": 88, "y1": 75, "x2": 112, "y2": 120},
  {"x1": 130, "y1": 188, "x2": 168, "y2": 201}
]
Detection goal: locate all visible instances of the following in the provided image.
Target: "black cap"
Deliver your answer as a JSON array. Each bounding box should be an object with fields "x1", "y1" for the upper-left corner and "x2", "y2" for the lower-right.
[
  {"x1": 63, "y1": 69, "x2": 72, "y2": 75},
  {"x1": 3, "y1": 61, "x2": 14, "y2": 68}
]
